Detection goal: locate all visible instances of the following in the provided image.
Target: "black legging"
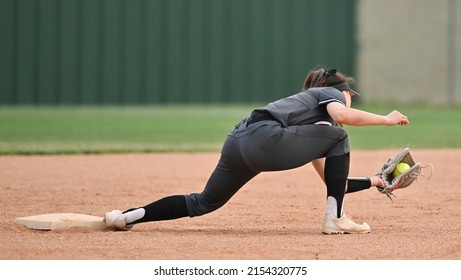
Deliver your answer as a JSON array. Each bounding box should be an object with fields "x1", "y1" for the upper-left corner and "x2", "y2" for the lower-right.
[{"x1": 125, "y1": 120, "x2": 352, "y2": 224}]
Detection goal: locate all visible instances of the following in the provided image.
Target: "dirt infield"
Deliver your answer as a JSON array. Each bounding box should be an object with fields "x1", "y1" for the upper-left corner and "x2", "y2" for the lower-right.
[{"x1": 1, "y1": 149, "x2": 460, "y2": 260}]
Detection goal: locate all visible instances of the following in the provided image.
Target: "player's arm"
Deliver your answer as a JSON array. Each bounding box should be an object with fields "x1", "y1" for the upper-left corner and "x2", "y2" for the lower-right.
[
  {"x1": 311, "y1": 155, "x2": 384, "y2": 193},
  {"x1": 326, "y1": 102, "x2": 409, "y2": 126},
  {"x1": 311, "y1": 158, "x2": 385, "y2": 191}
]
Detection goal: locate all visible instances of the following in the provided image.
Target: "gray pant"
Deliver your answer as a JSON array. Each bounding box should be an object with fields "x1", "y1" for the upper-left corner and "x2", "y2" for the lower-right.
[{"x1": 185, "y1": 119, "x2": 350, "y2": 217}]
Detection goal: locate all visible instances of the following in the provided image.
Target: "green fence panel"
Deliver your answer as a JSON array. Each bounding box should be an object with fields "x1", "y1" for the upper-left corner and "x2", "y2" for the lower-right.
[
  {"x1": 0, "y1": 0, "x2": 16, "y2": 104},
  {"x1": 0, "y1": 0, "x2": 357, "y2": 105}
]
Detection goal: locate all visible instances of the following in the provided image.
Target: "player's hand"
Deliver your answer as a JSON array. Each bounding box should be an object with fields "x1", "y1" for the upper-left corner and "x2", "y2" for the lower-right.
[{"x1": 385, "y1": 110, "x2": 409, "y2": 126}]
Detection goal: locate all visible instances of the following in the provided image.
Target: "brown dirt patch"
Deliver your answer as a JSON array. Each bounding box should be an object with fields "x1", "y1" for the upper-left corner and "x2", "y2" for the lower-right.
[{"x1": 1, "y1": 149, "x2": 460, "y2": 260}]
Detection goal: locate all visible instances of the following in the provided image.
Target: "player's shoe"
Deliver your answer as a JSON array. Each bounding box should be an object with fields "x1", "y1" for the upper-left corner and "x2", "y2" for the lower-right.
[
  {"x1": 104, "y1": 210, "x2": 133, "y2": 231},
  {"x1": 322, "y1": 213, "x2": 370, "y2": 234}
]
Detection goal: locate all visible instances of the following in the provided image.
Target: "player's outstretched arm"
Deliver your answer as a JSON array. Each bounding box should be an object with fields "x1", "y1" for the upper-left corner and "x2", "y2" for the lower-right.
[
  {"x1": 311, "y1": 158, "x2": 385, "y2": 191},
  {"x1": 327, "y1": 102, "x2": 409, "y2": 127}
]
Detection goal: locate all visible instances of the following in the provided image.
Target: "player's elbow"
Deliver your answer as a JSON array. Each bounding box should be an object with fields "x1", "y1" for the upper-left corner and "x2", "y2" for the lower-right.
[
  {"x1": 331, "y1": 113, "x2": 348, "y2": 124},
  {"x1": 327, "y1": 102, "x2": 349, "y2": 124}
]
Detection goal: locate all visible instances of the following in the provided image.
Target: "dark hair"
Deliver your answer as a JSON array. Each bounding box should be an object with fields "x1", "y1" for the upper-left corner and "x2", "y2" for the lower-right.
[{"x1": 302, "y1": 68, "x2": 355, "y2": 91}]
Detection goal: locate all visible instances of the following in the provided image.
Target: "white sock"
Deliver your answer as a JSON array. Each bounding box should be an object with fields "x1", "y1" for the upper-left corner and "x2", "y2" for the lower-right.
[
  {"x1": 124, "y1": 208, "x2": 146, "y2": 224},
  {"x1": 326, "y1": 196, "x2": 343, "y2": 218}
]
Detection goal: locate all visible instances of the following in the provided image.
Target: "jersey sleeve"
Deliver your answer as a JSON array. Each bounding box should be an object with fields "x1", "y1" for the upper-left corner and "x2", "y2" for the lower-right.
[{"x1": 317, "y1": 87, "x2": 346, "y2": 106}]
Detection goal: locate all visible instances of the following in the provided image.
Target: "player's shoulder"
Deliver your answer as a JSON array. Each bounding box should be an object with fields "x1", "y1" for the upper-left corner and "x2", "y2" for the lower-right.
[
  {"x1": 303, "y1": 87, "x2": 345, "y2": 106},
  {"x1": 307, "y1": 86, "x2": 342, "y2": 94}
]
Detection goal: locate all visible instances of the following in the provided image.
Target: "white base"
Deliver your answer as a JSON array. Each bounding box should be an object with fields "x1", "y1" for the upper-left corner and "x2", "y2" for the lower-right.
[{"x1": 15, "y1": 213, "x2": 105, "y2": 230}]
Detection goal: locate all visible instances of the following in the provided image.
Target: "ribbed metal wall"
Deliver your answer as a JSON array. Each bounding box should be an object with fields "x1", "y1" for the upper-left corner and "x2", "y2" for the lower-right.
[{"x1": 0, "y1": 0, "x2": 357, "y2": 105}]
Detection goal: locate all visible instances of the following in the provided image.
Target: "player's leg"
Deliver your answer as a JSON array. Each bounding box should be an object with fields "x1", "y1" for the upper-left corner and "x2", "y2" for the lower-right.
[
  {"x1": 105, "y1": 132, "x2": 258, "y2": 230},
  {"x1": 322, "y1": 156, "x2": 371, "y2": 234},
  {"x1": 123, "y1": 195, "x2": 188, "y2": 224},
  {"x1": 185, "y1": 156, "x2": 258, "y2": 217},
  {"x1": 106, "y1": 158, "x2": 257, "y2": 230},
  {"x1": 324, "y1": 153, "x2": 349, "y2": 218}
]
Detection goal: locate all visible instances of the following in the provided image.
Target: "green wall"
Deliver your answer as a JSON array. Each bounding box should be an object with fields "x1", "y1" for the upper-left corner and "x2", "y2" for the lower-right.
[{"x1": 0, "y1": 0, "x2": 357, "y2": 104}]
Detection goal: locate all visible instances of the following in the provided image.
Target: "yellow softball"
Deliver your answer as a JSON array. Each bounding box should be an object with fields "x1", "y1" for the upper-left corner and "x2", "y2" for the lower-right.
[{"x1": 392, "y1": 162, "x2": 410, "y2": 177}]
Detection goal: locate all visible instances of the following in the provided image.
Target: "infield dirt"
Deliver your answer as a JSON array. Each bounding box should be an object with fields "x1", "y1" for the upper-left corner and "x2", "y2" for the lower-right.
[{"x1": 1, "y1": 149, "x2": 460, "y2": 260}]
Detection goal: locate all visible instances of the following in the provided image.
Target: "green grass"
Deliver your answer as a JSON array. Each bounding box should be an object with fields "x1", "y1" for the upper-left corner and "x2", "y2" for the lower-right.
[
  {"x1": 0, "y1": 105, "x2": 254, "y2": 155},
  {"x1": 0, "y1": 105, "x2": 460, "y2": 155}
]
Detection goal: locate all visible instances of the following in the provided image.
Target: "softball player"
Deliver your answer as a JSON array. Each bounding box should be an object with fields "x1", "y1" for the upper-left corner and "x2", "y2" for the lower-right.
[{"x1": 105, "y1": 68, "x2": 409, "y2": 234}]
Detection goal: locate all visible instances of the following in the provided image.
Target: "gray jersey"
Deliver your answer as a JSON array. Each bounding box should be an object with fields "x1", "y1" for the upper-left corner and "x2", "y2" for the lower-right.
[{"x1": 253, "y1": 87, "x2": 346, "y2": 127}]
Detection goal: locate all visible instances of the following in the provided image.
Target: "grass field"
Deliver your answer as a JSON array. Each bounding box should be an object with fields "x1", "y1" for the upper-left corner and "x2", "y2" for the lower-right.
[{"x1": 0, "y1": 105, "x2": 460, "y2": 155}]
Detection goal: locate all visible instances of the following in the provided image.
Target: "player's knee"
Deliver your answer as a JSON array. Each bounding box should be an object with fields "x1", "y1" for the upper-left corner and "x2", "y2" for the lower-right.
[
  {"x1": 331, "y1": 127, "x2": 349, "y2": 144},
  {"x1": 185, "y1": 193, "x2": 227, "y2": 217},
  {"x1": 327, "y1": 128, "x2": 350, "y2": 156},
  {"x1": 334, "y1": 126, "x2": 349, "y2": 140}
]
